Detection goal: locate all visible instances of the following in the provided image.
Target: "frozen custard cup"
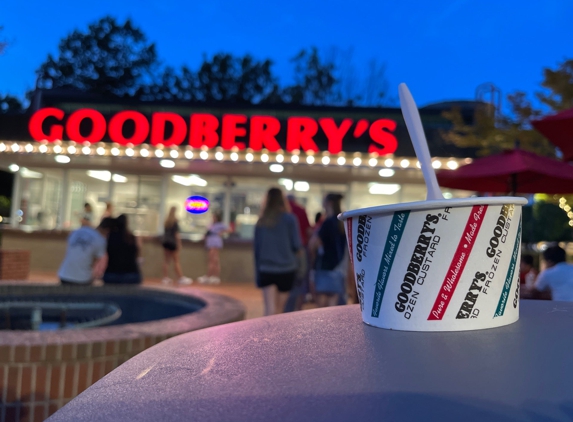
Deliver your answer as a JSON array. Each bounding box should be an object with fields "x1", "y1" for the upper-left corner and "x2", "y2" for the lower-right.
[{"x1": 339, "y1": 196, "x2": 528, "y2": 332}]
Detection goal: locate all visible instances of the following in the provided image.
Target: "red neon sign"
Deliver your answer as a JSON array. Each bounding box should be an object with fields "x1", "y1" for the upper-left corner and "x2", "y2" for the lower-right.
[{"x1": 28, "y1": 107, "x2": 399, "y2": 155}]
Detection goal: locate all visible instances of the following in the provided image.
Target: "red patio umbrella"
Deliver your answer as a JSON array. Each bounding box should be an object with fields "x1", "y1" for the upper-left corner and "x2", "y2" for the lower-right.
[
  {"x1": 531, "y1": 108, "x2": 573, "y2": 161},
  {"x1": 436, "y1": 149, "x2": 573, "y2": 194}
]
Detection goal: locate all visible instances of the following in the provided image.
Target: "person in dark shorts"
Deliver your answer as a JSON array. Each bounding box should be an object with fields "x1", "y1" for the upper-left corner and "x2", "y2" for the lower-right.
[
  {"x1": 309, "y1": 193, "x2": 348, "y2": 307},
  {"x1": 103, "y1": 215, "x2": 142, "y2": 285},
  {"x1": 161, "y1": 206, "x2": 192, "y2": 285},
  {"x1": 254, "y1": 188, "x2": 302, "y2": 316}
]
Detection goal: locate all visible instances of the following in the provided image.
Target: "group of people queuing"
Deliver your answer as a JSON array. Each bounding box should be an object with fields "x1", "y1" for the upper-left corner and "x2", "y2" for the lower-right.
[
  {"x1": 59, "y1": 202, "x2": 227, "y2": 287},
  {"x1": 58, "y1": 190, "x2": 355, "y2": 317},
  {"x1": 254, "y1": 188, "x2": 354, "y2": 316},
  {"x1": 521, "y1": 245, "x2": 573, "y2": 301},
  {"x1": 160, "y1": 206, "x2": 227, "y2": 285}
]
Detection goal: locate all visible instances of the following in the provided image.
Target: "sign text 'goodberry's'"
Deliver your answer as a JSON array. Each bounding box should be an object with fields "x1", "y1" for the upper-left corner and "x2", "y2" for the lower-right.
[{"x1": 28, "y1": 107, "x2": 398, "y2": 155}]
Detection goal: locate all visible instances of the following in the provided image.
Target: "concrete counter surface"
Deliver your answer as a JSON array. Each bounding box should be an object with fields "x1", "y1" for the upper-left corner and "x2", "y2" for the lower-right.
[{"x1": 49, "y1": 301, "x2": 573, "y2": 422}]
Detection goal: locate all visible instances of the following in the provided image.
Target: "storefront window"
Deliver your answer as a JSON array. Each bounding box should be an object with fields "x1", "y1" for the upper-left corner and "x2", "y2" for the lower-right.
[
  {"x1": 225, "y1": 177, "x2": 345, "y2": 239},
  {"x1": 165, "y1": 174, "x2": 227, "y2": 241},
  {"x1": 229, "y1": 177, "x2": 270, "y2": 240},
  {"x1": 68, "y1": 170, "x2": 110, "y2": 229},
  {"x1": 349, "y1": 182, "x2": 474, "y2": 211},
  {"x1": 112, "y1": 175, "x2": 161, "y2": 235},
  {"x1": 10, "y1": 164, "x2": 475, "y2": 237},
  {"x1": 287, "y1": 181, "x2": 347, "y2": 222},
  {"x1": 163, "y1": 175, "x2": 349, "y2": 240},
  {"x1": 17, "y1": 167, "x2": 62, "y2": 230},
  {"x1": 349, "y1": 181, "x2": 402, "y2": 210}
]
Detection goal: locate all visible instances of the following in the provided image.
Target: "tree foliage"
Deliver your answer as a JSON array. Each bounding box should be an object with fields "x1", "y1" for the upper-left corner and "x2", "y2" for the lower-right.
[
  {"x1": 30, "y1": 16, "x2": 394, "y2": 108},
  {"x1": 0, "y1": 94, "x2": 23, "y2": 113},
  {"x1": 0, "y1": 26, "x2": 21, "y2": 113},
  {"x1": 139, "y1": 66, "x2": 195, "y2": 102},
  {"x1": 0, "y1": 196, "x2": 9, "y2": 217},
  {"x1": 442, "y1": 95, "x2": 553, "y2": 156},
  {"x1": 36, "y1": 17, "x2": 158, "y2": 98},
  {"x1": 195, "y1": 53, "x2": 276, "y2": 103},
  {"x1": 282, "y1": 47, "x2": 337, "y2": 105},
  {"x1": 442, "y1": 58, "x2": 573, "y2": 157},
  {"x1": 0, "y1": 26, "x2": 7, "y2": 55},
  {"x1": 327, "y1": 47, "x2": 391, "y2": 106},
  {"x1": 522, "y1": 201, "x2": 572, "y2": 243},
  {"x1": 537, "y1": 59, "x2": 573, "y2": 111}
]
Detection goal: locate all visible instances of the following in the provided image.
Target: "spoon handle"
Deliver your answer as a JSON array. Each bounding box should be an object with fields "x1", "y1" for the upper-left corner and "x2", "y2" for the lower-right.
[{"x1": 399, "y1": 83, "x2": 444, "y2": 201}]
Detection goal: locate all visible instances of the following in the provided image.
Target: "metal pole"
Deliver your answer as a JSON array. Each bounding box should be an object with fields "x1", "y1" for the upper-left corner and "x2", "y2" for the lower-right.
[
  {"x1": 510, "y1": 173, "x2": 517, "y2": 196},
  {"x1": 157, "y1": 174, "x2": 169, "y2": 235},
  {"x1": 223, "y1": 176, "x2": 232, "y2": 227},
  {"x1": 108, "y1": 175, "x2": 115, "y2": 204},
  {"x1": 57, "y1": 169, "x2": 70, "y2": 229},
  {"x1": 136, "y1": 175, "x2": 142, "y2": 208}
]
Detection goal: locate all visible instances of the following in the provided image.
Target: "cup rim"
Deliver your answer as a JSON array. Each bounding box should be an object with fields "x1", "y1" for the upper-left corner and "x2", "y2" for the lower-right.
[{"x1": 338, "y1": 196, "x2": 528, "y2": 220}]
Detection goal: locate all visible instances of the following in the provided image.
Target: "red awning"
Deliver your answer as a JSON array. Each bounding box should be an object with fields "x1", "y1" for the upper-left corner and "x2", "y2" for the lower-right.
[{"x1": 437, "y1": 149, "x2": 573, "y2": 194}]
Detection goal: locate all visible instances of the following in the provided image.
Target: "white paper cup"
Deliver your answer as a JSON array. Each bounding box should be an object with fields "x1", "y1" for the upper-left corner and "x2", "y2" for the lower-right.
[{"x1": 339, "y1": 197, "x2": 528, "y2": 332}]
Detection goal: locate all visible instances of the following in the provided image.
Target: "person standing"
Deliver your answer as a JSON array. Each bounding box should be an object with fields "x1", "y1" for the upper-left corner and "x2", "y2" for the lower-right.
[
  {"x1": 161, "y1": 206, "x2": 192, "y2": 285},
  {"x1": 284, "y1": 194, "x2": 311, "y2": 312},
  {"x1": 103, "y1": 215, "x2": 143, "y2": 285},
  {"x1": 58, "y1": 216, "x2": 111, "y2": 286},
  {"x1": 102, "y1": 202, "x2": 113, "y2": 219},
  {"x1": 309, "y1": 193, "x2": 348, "y2": 307},
  {"x1": 198, "y1": 212, "x2": 229, "y2": 284},
  {"x1": 254, "y1": 188, "x2": 302, "y2": 316},
  {"x1": 95, "y1": 202, "x2": 114, "y2": 272},
  {"x1": 313, "y1": 212, "x2": 324, "y2": 232},
  {"x1": 533, "y1": 245, "x2": 573, "y2": 301},
  {"x1": 83, "y1": 202, "x2": 94, "y2": 223},
  {"x1": 520, "y1": 254, "x2": 538, "y2": 290}
]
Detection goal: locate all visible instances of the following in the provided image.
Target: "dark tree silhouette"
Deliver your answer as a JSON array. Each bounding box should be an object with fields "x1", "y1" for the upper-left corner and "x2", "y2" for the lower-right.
[
  {"x1": 0, "y1": 95, "x2": 23, "y2": 113},
  {"x1": 36, "y1": 16, "x2": 158, "y2": 98},
  {"x1": 537, "y1": 59, "x2": 573, "y2": 111},
  {"x1": 30, "y1": 17, "x2": 393, "y2": 107},
  {"x1": 139, "y1": 66, "x2": 196, "y2": 102},
  {"x1": 326, "y1": 47, "x2": 391, "y2": 106},
  {"x1": 194, "y1": 53, "x2": 277, "y2": 103},
  {"x1": 282, "y1": 47, "x2": 337, "y2": 105},
  {"x1": 0, "y1": 26, "x2": 7, "y2": 55}
]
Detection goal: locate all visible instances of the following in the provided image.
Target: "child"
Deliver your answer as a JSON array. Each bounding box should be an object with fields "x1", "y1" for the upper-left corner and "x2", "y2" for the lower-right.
[{"x1": 198, "y1": 212, "x2": 228, "y2": 284}]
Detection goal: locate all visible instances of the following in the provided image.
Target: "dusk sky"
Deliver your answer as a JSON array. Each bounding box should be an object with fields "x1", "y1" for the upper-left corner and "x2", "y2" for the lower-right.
[{"x1": 1, "y1": 0, "x2": 572, "y2": 109}]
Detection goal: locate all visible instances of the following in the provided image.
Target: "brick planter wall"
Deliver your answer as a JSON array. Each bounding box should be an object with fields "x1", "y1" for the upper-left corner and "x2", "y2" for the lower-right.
[
  {"x1": 0, "y1": 250, "x2": 30, "y2": 281},
  {"x1": 0, "y1": 284, "x2": 246, "y2": 422}
]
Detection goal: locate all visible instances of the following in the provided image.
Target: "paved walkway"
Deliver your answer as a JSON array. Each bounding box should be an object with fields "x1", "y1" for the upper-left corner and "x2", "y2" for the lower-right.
[{"x1": 22, "y1": 272, "x2": 267, "y2": 320}]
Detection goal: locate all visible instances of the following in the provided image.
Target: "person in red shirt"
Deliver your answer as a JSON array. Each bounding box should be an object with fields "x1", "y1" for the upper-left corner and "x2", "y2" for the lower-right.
[
  {"x1": 285, "y1": 195, "x2": 312, "y2": 312},
  {"x1": 287, "y1": 195, "x2": 311, "y2": 247}
]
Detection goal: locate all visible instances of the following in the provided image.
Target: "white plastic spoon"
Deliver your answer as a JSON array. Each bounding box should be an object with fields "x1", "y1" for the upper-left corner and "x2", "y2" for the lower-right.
[{"x1": 398, "y1": 83, "x2": 444, "y2": 201}]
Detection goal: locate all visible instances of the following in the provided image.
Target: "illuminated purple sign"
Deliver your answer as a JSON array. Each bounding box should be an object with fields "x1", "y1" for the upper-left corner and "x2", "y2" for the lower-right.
[{"x1": 185, "y1": 196, "x2": 209, "y2": 214}]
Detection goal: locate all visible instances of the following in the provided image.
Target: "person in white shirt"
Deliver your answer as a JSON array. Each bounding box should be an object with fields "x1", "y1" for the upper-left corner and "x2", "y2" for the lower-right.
[
  {"x1": 533, "y1": 246, "x2": 573, "y2": 301},
  {"x1": 198, "y1": 212, "x2": 229, "y2": 284},
  {"x1": 58, "y1": 217, "x2": 112, "y2": 285}
]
